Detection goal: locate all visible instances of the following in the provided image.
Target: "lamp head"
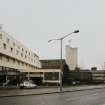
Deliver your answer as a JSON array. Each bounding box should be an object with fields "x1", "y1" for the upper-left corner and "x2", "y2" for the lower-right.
[{"x1": 73, "y1": 30, "x2": 79, "y2": 33}]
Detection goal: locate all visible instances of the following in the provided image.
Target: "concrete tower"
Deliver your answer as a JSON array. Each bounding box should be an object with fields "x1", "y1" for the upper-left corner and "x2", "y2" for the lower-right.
[{"x1": 65, "y1": 44, "x2": 78, "y2": 70}]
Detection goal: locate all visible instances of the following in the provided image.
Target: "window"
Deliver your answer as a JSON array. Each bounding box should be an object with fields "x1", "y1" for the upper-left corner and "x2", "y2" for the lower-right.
[
  {"x1": 6, "y1": 38, "x2": 9, "y2": 44},
  {"x1": 34, "y1": 54, "x2": 36, "y2": 58},
  {"x1": 31, "y1": 59, "x2": 33, "y2": 62},
  {"x1": 26, "y1": 50, "x2": 27, "y2": 54},
  {"x1": 13, "y1": 42, "x2": 15, "y2": 46},
  {"x1": 25, "y1": 55, "x2": 27, "y2": 59},
  {"x1": 13, "y1": 59, "x2": 15, "y2": 63},
  {"x1": 3, "y1": 43, "x2": 6, "y2": 49},
  {"x1": 11, "y1": 47, "x2": 13, "y2": 52},
  {"x1": 21, "y1": 53, "x2": 23, "y2": 57},
  {"x1": 18, "y1": 61, "x2": 20, "y2": 65},
  {"x1": 0, "y1": 33, "x2": 2, "y2": 39},
  {"x1": 22, "y1": 48, "x2": 24, "y2": 51},
  {"x1": 16, "y1": 50, "x2": 19, "y2": 55}
]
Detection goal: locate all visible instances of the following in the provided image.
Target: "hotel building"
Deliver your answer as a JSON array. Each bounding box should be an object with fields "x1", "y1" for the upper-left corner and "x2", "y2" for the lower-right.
[{"x1": 0, "y1": 27, "x2": 41, "y2": 84}]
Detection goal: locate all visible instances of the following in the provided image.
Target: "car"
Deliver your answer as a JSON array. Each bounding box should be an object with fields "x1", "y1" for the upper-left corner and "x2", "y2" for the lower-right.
[
  {"x1": 19, "y1": 80, "x2": 37, "y2": 89},
  {"x1": 72, "y1": 81, "x2": 76, "y2": 85},
  {"x1": 72, "y1": 80, "x2": 80, "y2": 85}
]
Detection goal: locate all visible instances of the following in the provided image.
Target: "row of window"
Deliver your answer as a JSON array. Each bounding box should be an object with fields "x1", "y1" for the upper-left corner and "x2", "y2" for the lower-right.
[
  {"x1": 0, "y1": 33, "x2": 37, "y2": 58},
  {"x1": 0, "y1": 55, "x2": 38, "y2": 69},
  {"x1": 3, "y1": 43, "x2": 36, "y2": 63}
]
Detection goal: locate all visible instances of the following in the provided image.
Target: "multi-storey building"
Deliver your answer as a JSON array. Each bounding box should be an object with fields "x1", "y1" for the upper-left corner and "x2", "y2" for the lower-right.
[
  {"x1": 91, "y1": 70, "x2": 105, "y2": 82},
  {"x1": 0, "y1": 28, "x2": 41, "y2": 84}
]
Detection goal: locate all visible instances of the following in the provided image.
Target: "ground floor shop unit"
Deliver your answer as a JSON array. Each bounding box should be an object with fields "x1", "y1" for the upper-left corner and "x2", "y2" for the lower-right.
[{"x1": 0, "y1": 66, "x2": 61, "y2": 86}]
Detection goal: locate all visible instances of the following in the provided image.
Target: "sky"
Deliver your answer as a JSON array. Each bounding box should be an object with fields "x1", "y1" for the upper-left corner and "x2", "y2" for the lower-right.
[{"x1": 0, "y1": 0, "x2": 105, "y2": 69}]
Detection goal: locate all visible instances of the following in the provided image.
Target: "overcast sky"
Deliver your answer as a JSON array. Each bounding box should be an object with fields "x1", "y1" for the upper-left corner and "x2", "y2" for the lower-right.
[{"x1": 0, "y1": 0, "x2": 105, "y2": 69}]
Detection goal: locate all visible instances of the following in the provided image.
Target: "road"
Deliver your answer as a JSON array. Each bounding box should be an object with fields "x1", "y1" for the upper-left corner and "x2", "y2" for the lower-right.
[{"x1": 0, "y1": 88, "x2": 105, "y2": 105}]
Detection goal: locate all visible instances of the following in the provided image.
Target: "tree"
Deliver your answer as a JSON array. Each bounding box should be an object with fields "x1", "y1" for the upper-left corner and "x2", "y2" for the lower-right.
[
  {"x1": 75, "y1": 66, "x2": 80, "y2": 71},
  {"x1": 91, "y1": 67, "x2": 97, "y2": 71},
  {"x1": 62, "y1": 64, "x2": 72, "y2": 85}
]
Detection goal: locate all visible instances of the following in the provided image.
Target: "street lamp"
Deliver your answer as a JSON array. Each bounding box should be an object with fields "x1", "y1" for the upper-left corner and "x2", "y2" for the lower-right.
[{"x1": 48, "y1": 30, "x2": 79, "y2": 92}]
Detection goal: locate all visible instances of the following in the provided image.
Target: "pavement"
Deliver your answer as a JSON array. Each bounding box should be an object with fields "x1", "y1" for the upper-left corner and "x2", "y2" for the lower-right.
[{"x1": 0, "y1": 85, "x2": 105, "y2": 97}]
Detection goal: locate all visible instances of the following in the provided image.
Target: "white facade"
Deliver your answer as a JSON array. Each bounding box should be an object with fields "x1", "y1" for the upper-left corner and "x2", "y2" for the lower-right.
[
  {"x1": 66, "y1": 45, "x2": 78, "y2": 70},
  {"x1": 0, "y1": 29, "x2": 41, "y2": 73}
]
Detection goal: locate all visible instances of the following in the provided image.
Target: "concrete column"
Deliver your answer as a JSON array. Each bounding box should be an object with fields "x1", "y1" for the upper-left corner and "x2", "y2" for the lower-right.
[
  {"x1": 59, "y1": 71, "x2": 61, "y2": 84},
  {"x1": 27, "y1": 72, "x2": 30, "y2": 81},
  {"x1": 43, "y1": 72, "x2": 45, "y2": 83}
]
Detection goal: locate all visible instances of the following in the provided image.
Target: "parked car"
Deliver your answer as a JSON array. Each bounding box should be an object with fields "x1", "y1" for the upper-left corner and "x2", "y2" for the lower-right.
[
  {"x1": 19, "y1": 80, "x2": 37, "y2": 89},
  {"x1": 72, "y1": 80, "x2": 80, "y2": 85}
]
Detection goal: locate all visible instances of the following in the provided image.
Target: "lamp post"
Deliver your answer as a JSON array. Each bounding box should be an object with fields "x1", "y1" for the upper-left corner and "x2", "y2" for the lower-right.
[{"x1": 48, "y1": 30, "x2": 79, "y2": 92}]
